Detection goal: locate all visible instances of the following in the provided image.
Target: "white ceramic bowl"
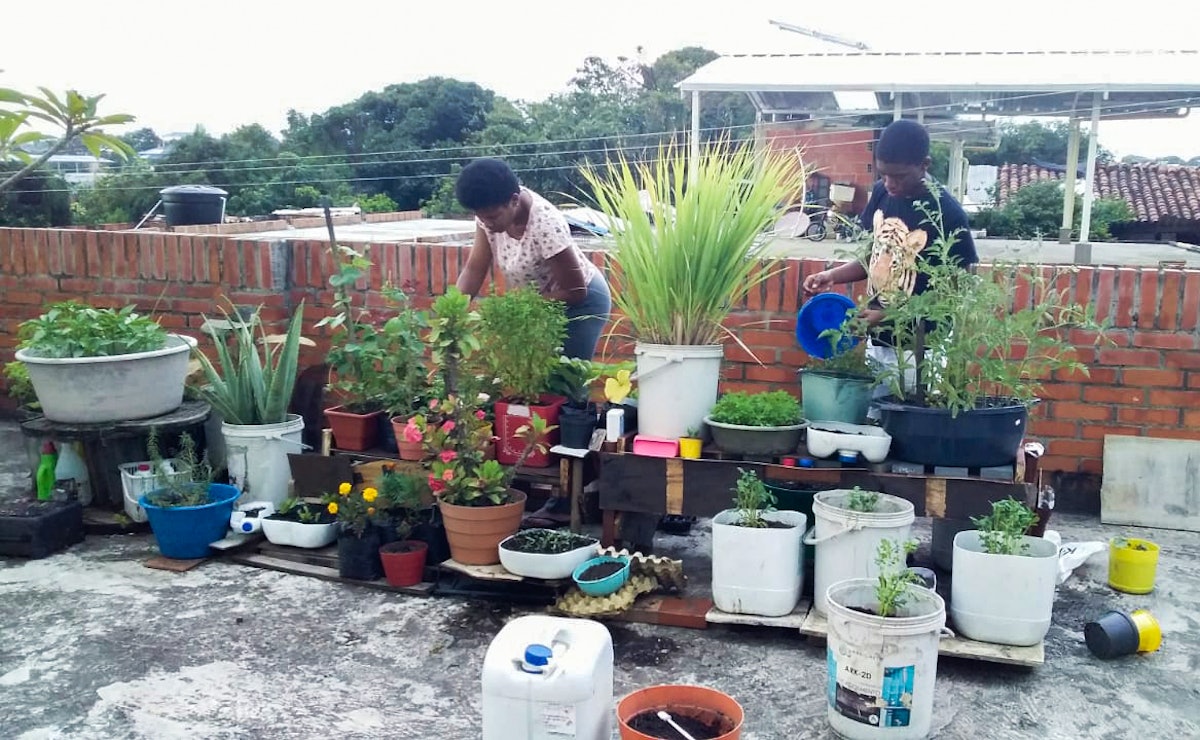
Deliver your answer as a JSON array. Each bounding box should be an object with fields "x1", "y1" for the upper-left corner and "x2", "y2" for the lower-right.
[{"x1": 498, "y1": 532, "x2": 600, "y2": 580}]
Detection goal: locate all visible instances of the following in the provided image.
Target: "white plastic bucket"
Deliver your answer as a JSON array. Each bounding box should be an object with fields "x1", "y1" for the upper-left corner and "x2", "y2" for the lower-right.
[
  {"x1": 482, "y1": 615, "x2": 613, "y2": 740},
  {"x1": 634, "y1": 342, "x2": 723, "y2": 439},
  {"x1": 712, "y1": 508, "x2": 806, "y2": 617},
  {"x1": 950, "y1": 530, "x2": 1058, "y2": 646},
  {"x1": 221, "y1": 414, "x2": 305, "y2": 507},
  {"x1": 806, "y1": 490, "x2": 915, "y2": 616},
  {"x1": 826, "y1": 579, "x2": 946, "y2": 740}
]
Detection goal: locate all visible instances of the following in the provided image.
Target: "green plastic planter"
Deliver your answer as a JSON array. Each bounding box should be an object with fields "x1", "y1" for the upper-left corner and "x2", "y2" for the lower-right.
[{"x1": 798, "y1": 370, "x2": 873, "y2": 425}]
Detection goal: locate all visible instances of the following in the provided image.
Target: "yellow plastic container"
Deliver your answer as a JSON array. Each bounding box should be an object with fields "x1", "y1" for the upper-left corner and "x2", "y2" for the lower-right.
[
  {"x1": 679, "y1": 437, "x2": 703, "y2": 459},
  {"x1": 1108, "y1": 537, "x2": 1160, "y2": 594},
  {"x1": 1130, "y1": 609, "x2": 1163, "y2": 653}
]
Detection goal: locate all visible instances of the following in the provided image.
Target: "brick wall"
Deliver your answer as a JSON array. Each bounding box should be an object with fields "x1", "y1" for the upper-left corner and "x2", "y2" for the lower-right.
[
  {"x1": 761, "y1": 121, "x2": 877, "y2": 214},
  {"x1": 3, "y1": 227, "x2": 1199, "y2": 506}
]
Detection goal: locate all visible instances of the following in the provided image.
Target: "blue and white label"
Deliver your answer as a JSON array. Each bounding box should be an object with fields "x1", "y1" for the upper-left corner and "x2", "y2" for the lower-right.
[{"x1": 827, "y1": 643, "x2": 915, "y2": 728}]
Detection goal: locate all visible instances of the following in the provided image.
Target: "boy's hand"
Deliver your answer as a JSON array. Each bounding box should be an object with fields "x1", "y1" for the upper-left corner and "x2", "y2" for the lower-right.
[
  {"x1": 859, "y1": 308, "x2": 885, "y2": 326},
  {"x1": 803, "y1": 270, "x2": 835, "y2": 296}
]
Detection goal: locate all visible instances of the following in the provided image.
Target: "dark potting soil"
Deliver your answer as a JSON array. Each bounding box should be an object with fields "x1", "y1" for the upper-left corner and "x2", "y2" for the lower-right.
[
  {"x1": 850, "y1": 605, "x2": 887, "y2": 617},
  {"x1": 578, "y1": 561, "x2": 624, "y2": 581},
  {"x1": 628, "y1": 710, "x2": 729, "y2": 739},
  {"x1": 501, "y1": 530, "x2": 597, "y2": 554},
  {"x1": 266, "y1": 505, "x2": 335, "y2": 524},
  {"x1": 734, "y1": 520, "x2": 794, "y2": 529}
]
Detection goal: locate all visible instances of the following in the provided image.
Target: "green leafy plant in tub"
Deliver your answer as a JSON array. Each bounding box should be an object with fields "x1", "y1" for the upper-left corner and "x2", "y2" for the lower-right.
[
  {"x1": 503, "y1": 529, "x2": 597, "y2": 554},
  {"x1": 972, "y1": 498, "x2": 1039, "y2": 556},
  {"x1": 732, "y1": 467, "x2": 776, "y2": 528},
  {"x1": 18, "y1": 302, "x2": 166, "y2": 358},
  {"x1": 846, "y1": 486, "x2": 880, "y2": 513},
  {"x1": 476, "y1": 287, "x2": 568, "y2": 404},
  {"x1": 874, "y1": 538, "x2": 921, "y2": 617},
  {"x1": 709, "y1": 390, "x2": 802, "y2": 427}
]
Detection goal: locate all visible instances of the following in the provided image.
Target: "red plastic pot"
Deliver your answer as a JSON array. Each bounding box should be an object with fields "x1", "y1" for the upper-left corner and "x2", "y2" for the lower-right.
[
  {"x1": 379, "y1": 540, "x2": 428, "y2": 587},
  {"x1": 493, "y1": 395, "x2": 565, "y2": 468}
]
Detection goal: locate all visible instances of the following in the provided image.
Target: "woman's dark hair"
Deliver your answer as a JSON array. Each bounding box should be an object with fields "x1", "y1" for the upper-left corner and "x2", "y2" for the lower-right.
[
  {"x1": 455, "y1": 158, "x2": 520, "y2": 210},
  {"x1": 875, "y1": 119, "x2": 930, "y2": 166}
]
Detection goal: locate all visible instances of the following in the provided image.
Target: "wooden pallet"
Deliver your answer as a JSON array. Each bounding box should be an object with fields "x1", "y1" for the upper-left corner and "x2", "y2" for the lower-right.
[
  {"x1": 230, "y1": 541, "x2": 434, "y2": 595},
  {"x1": 798, "y1": 607, "x2": 1044, "y2": 668},
  {"x1": 705, "y1": 600, "x2": 811, "y2": 629}
]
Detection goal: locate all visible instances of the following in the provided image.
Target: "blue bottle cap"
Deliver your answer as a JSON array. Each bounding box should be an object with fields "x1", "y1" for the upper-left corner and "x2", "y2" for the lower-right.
[
  {"x1": 524, "y1": 644, "x2": 552, "y2": 668},
  {"x1": 799, "y1": 458, "x2": 815, "y2": 468}
]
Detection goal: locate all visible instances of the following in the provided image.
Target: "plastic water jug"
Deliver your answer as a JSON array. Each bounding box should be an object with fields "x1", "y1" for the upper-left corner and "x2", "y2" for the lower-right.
[{"x1": 481, "y1": 615, "x2": 613, "y2": 740}]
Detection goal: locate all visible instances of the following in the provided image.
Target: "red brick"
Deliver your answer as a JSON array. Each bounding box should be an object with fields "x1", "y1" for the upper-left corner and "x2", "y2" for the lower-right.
[
  {"x1": 1165, "y1": 352, "x2": 1200, "y2": 370},
  {"x1": 1026, "y1": 419, "x2": 1078, "y2": 438},
  {"x1": 1182, "y1": 272, "x2": 1200, "y2": 330},
  {"x1": 8, "y1": 291, "x2": 44, "y2": 305},
  {"x1": 1121, "y1": 368, "x2": 1184, "y2": 387},
  {"x1": 430, "y1": 244, "x2": 446, "y2": 294},
  {"x1": 720, "y1": 364, "x2": 744, "y2": 381},
  {"x1": 1159, "y1": 271, "x2": 1181, "y2": 330},
  {"x1": 1183, "y1": 409, "x2": 1200, "y2": 427},
  {"x1": 764, "y1": 271, "x2": 783, "y2": 313},
  {"x1": 1073, "y1": 266, "x2": 1094, "y2": 308},
  {"x1": 1097, "y1": 349, "x2": 1161, "y2": 366},
  {"x1": 1039, "y1": 455, "x2": 1084, "y2": 473},
  {"x1": 1082, "y1": 424, "x2": 1144, "y2": 440},
  {"x1": 1052, "y1": 401, "x2": 1114, "y2": 421},
  {"x1": 1036, "y1": 383, "x2": 1081, "y2": 401},
  {"x1": 780, "y1": 349, "x2": 811, "y2": 368},
  {"x1": 740, "y1": 330, "x2": 794, "y2": 348},
  {"x1": 724, "y1": 344, "x2": 761, "y2": 364},
  {"x1": 717, "y1": 381, "x2": 774, "y2": 396},
  {"x1": 1081, "y1": 386, "x2": 1144, "y2": 405},
  {"x1": 1118, "y1": 407, "x2": 1181, "y2": 426},
  {"x1": 745, "y1": 365, "x2": 796, "y2": 383},
  {"x1": 1145, "y1": 428, "x2": 1200, "y2": 441},
  {"x1": 1114, "y1": 268, "x2": 1137, "y2": 327},
  {"x1": 1093, "y1": 267, "x2": 1116, "y2": 323},
  {"x1": 1136, "y1": 270, "x2": 1159, "y2": 329},
  {"x1": 1048, "y1": 439, "x2": 1103, "y2": 458},
  {"x1": 1052, "y1": 367, "x2": 1117, "y2": 384},
  {"x1": 1190, "y1": 373, "x2": 1200, "y2": 390},
  {"x1": 783, "y1": 262, "x2": 801, "y2": 313},
  {"x1": 1132, "y1": 332, "x2": 1196, "y2": 350},
  {"x1": 1148, "y1": 389, "x2": 1200, "y2": 407},
  {"x1": 1081, "y1": 458, "x2": 1104, "y2": 475}
]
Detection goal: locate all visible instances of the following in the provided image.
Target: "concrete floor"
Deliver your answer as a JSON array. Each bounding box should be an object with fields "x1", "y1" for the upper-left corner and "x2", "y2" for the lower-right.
[{"x1": 1, "y1": 420, "x2": 1198, "y2": 739}]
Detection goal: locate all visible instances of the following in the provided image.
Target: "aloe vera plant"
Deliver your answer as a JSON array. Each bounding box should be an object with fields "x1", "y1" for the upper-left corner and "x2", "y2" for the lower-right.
[{"x1": 193, "y1": 301, "x2": 306, "y2": 425}]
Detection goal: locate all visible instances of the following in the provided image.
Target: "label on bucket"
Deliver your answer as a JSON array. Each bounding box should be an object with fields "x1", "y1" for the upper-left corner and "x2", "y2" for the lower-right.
[
  {"x1": 540, "y1": 703, "x2": 576, "y2": 736},
  {"x1": 827, "y1": 646, "x2": 915, "y2": 728}
]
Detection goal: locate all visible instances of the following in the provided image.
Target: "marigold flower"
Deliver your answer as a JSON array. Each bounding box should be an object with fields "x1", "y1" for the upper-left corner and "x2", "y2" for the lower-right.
[
  {"x1": 362, "y1": 487, "x2": 378, "y2": 503},
  {"x1": 327, "y1": 502, "x2": 339, "y2": 515},
  {"x1": 439, "y1": 449, "x2": 457, "y2": 463},
  {"x1": 338, "y1": 482, "x2": 352, "y2": 496}
]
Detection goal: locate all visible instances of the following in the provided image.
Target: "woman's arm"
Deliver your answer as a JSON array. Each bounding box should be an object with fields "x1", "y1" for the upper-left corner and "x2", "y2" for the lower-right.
[
  {"x1": 542, "y1": 250, "x2": 589, "y2": 305},
  {"x1": 455, "y1": 225, "x2": 493, "y2": 297}
]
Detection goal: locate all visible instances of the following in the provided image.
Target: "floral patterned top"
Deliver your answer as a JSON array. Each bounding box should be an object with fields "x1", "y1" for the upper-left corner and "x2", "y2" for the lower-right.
[{"x1": 479, "y1": 188, "x2": 599, "y2": 293}]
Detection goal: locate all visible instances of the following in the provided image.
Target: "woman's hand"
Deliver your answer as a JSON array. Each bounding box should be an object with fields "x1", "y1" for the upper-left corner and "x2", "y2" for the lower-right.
[{"x1": 803, "y1": 270, "x2": 836, "y2": 296}]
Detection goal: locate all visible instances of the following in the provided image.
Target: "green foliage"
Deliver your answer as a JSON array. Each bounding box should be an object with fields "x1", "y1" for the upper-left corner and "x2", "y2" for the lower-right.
[
  {"x1": 709, "y1": 390, "x2": 802, "y2": 427},
  {"x1": 193, "y1": 301, "x2": 306, "y2": 425},
  {"x1": 970, "y1": 121, "x2": 1113, "y2": 167},
  {"x1": 476, "y1": 287, "x2": 568, "y2": 404},
  {"x1": 120, "y1": 127, "x2": 162, "y2": 152},
  {"x1": 810, "y1": 333, "x2": 878, "y2": 379},
  {"x1": 972, "y1": 498, "x2": 1039, "y2": 556},
  {"x1": 546, "y1": 356, "x2": 599, "y2": 407},
  {"x1": 973, "y1": 180, "x2": 1133, "y2": 241},
  {"x1": 732, "y1": 467, "x2": 775, "y2": 528},
  {"x1": 420, "y1": 164, "x2": 468, "y2": 217},
  {"x1": 864, "y1": 183, "x2": 1110, "y2": 415},
  {"x1": 317, "y1": 243, "x2": 392, "y2": 413},
  {"x1": 356, "y1": 191, "x2": 398, "y2": 213},
  {"x1": 847, "y1": 487, "x2": 880, "y2": 513},
  {"x1": 378, "y1": 286, "x2": 430, "y2": 417},
  {"x1": 582, "y1": 137, "x2": 804, "y2": 346},
  {"x1": 874, "y1": 538, "x2": 921, "y2": 618},
  {"x1": 379, "y1": 467, "x2": 427, "y2": 538},
  {"x1": 144, "y1": 428, "x2": 215, "y2": 508},
  {"x1": 0, "y1": 163, "x2": 70, "y2": 227},
  {"x1": 505, "y1": 529, "x2": 597, "y2": 554},
  {"x1": 275, "y1": 497, "x2": 330, "y2": 524},
  {"x1": 3, "y1": 361, "x2": 35, "y2": 405},
  {"x1": 71, "y1": 159, "x2": 162, "y2": 226},
  {"x1": 18, "y1": 302, "x2": 166, "y2": 358}
]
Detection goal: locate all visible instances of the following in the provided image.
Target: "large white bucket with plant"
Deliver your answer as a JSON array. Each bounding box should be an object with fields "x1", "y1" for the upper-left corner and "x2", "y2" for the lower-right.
[
  {"x1": 222, "y1": 414, "x2": 305, "y2": 507},
  {"x1": 826, "y1": 578, "x2": 946, "y2": 740},
  {"x1": 951, "y1": 531, "x2": 1058, "y2": 646},
  {"x1": 712, "y1": 509, "x2": 807, "y2": 617},
  {"x1": 807, "y1": 489, "x2": 915, "y2": 616},
  {"x1": 634, "y1": 343, "x2": 724, "y2": 439}
]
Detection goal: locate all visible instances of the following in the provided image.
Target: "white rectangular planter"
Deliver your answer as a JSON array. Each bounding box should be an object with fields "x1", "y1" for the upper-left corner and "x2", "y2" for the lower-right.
[
  {"x1": 261, "y1": 517, "x2": 338, "y2": 549},
  {"x1": 711, "y1": 509, "x2": 806, "y2": 617},
  {"x1": 950, "y1": 530, "x2": 1058, "y2": 646}
]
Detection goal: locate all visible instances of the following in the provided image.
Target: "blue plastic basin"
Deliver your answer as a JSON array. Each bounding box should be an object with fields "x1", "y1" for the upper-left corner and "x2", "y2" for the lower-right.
[
  {"x1": 796, "y1": 293, "x2": 859, "y2": 358},
  {"x1": 140, "y1": 483, "x2": 240, "y2": 559},
  {"x1": 572, "y1": 555, "x2": 631, "y2": 597}
]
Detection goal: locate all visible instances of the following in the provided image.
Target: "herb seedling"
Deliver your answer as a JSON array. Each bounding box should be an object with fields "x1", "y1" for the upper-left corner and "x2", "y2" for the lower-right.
[
  {"x1": 972, "y1": 498, "x2": 1038, "y2": 556},
  {"x1": 732, "y1": 467, "x2": 776, "y2": 528},
  {"x1": 846, "y1": 486, "x2": 880, "y2": 513},
  {"x1": 708, "y1": 390, "x2": 802, "y2": 427},
  {"x1": 144, "y1": 427, "x2": 215, "y2": 507},
  {"x1": 874, "y1": 538, "x2": 921, "y2": 617}
]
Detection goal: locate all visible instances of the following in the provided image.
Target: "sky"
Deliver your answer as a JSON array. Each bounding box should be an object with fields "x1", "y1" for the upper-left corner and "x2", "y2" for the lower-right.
[{"x1": 4, "y1": 0, "x2": 1199, "y2": 160}]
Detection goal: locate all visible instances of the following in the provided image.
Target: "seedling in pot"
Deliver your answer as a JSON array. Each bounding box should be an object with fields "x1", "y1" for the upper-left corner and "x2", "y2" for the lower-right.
[
  {"x1": 502, "y1": 529, "x2": 597, "y2": 554},
  {"x1": 144, "y1": 427, "x2": 216, "y2": 508},
  {"x1": 1113, "y1": 538, "x2": 1150, "y2": 551},
  {"x1": 846, "y1": 486, "x2": 880, "y2": 513},
  {"x1": 732, "y1": 468, "x2": 777, "y2": 528},
  {"x1": 972, "y1": 498, "x2": 1039, "y2": 556},
  {"x1": 874, "y1": 537, "x2": 921, "y2": 617}
]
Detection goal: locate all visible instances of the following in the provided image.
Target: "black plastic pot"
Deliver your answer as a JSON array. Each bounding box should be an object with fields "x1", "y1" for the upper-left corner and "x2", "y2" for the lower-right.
[
  {"x1": 410, "y1": 517, "x2": 451, "y2": 565},
  {"x1": 160, "y1": 185, "x2": 227, "y2": 226},
  {"x1": 875, "y1": 396, "x2": 1030, "y2": 468},
  {"x1": 337, "y1": 527, "x2": 384, "y2": 580},
  {"x1": 1084, "y1": 610, "x2": 1140, "y2": 659},
  {"x1": 379, "y1": 413, "x2": 399, "y2": 453},
  {"x1": 559, "y1": 404, "x2": 598, "y2": 449}
]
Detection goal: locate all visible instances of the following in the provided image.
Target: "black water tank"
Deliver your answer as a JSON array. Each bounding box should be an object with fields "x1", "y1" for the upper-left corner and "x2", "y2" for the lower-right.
[{"x1": 160, "y1": 185, "x2": 228, "y2": 226}]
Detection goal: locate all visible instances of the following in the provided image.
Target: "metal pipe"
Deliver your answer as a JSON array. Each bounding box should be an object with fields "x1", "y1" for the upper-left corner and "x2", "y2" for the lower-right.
[
  {"x1": 690, "y1": 90, "x2": 701, "y2": 184},
  {"x1": 1076, "y1": 93, "x2": 1103, "y2": 262},
  {"x1": 1060, "y1": 118, "x2": 1081, "y2": 243}
]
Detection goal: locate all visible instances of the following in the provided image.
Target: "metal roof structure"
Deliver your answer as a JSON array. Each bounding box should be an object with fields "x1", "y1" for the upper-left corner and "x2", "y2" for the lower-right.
[
  {"x1": 678, "y1": 49, "x2": 1200, "y2": 259},
  {"x1": 678, "y1": 50, "x2": 1200, "y2": 119}
]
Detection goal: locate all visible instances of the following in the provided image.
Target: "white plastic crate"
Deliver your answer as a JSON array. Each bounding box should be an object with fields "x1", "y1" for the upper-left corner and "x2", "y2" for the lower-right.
[{"x1": 119, "y1": 459, "x2": 189, "y2": 523}]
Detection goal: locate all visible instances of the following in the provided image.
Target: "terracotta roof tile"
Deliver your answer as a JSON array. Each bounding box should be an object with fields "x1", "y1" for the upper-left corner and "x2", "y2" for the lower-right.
[{"x1": 996, "y1": 162, "x2": 1200, "y2": 223}]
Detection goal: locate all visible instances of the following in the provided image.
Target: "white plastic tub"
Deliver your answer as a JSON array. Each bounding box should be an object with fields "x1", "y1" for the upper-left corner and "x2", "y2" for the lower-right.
[
  {"x1": 950, "y1": 530, "x2": 1058, "y2": 646},
  {"x1": 634, "y1": 342, "x2": 724, "y2": 439},
  {"x1": 712, "y1": 508, "x2": 806, "y2": 617},
  {"x1": 261, "y1": 516, "x2": 338, "y2": 549},
  {"x1": 806, "y1": 422, "x2": 893, "y2": 463}
]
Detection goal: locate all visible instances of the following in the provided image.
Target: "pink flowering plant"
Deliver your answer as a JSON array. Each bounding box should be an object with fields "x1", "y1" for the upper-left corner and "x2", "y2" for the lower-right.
[{"x1": 409, "y1": 289, "x2": 551, "y2": 507}]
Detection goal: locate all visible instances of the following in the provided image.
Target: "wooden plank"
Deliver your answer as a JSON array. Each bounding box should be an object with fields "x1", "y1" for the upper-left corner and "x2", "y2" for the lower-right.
[
  {"x1": 925, "y1": 478, "x2": 947, "y2": 518},
  {"x1": 231, "y1": 553, "x2": 434, "y2": 595},
  {"x1": 705, "y1": 600, "x2": 810, "y2": 628},
  {"x1": 209, "y1": 532, "x2": 263, "y2": 552},
  {"x1": 288, "y1": 454, "x2": 354, "y2": 498},
  {"x1": 664, "y1": 458, "x2": 684, "y2": 515},
  {"x1": 800, "y1": 608, "x2": 1044, "y2": 667},
  {"x1": 258, "y1": 541, "x2": 339, "y2": 569},
  {"x1": 145, "y1": 556, "x2": 206, "y2": 572},
  {"x1": 440, "y1": 559, "x2": 526, "y2": 582}
]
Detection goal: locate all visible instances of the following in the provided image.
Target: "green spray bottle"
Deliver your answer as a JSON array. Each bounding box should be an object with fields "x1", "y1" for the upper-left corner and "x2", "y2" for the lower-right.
[{"x1": 36, "y1": 441, "x2": 58, "y2": 501}]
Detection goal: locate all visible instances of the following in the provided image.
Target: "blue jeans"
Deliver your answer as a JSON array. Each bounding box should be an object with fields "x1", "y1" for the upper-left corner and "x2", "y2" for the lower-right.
[{"x1": 562, "y1": 274, "x2": 611, "y2": 361}]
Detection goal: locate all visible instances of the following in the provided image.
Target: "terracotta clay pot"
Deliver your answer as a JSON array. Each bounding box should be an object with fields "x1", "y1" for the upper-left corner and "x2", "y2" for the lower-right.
[
  {"x1": 617, "y1": 684, "x2": 744, "y2": 740},
  {"x1": 390, "y1": 415, "x2": 428, "y2": 461},
  {"x1": 325, "y1": 406, "x2": 383, "y2": 451},
  {"x1": 438, "y1": 489, "x2": 527, "y2": 565},
  {"x1": 379, "y1": 540, "x2": 428, "y2": 587}
]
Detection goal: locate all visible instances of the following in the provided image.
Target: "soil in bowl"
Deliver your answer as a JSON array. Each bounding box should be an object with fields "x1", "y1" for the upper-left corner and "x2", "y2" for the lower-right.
[
  {"x1": 501, "y1": 529, "x2": 597, "y2": 554},
  {"x1": 578, "y1": 560, "x2": 625, "y2": 581},
  {"x1": 266, "y1": 504, "x2": 335, "y2": 525},
  {"x1": 733, "y1": 519, "x2": 794, "y2": 529},
  {"x1": 628, "y1": 709, "x2": 731, "y2": 739}
]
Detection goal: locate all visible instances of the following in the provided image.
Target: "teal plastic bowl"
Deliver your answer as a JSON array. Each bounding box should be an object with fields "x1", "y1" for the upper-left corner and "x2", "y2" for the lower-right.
[{"x1": 572, "y1": 556, "x2": 631, "y2": 597}]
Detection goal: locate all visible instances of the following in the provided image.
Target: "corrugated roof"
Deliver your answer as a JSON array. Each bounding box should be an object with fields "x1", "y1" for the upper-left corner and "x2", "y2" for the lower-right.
[
  {"x1": 997, "y1": 162, "x2": 1200, "y2": 223},
  {"x1": 680, "y1": 50, "x2": 1200, "y2": 119}
]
